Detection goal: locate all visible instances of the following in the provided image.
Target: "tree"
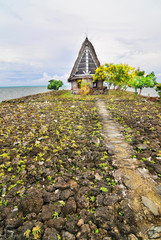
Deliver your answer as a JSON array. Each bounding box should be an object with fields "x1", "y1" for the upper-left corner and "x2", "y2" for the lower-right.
[
  {"x1": 135, "y1": 67, "x2": 145, "y2": 77},
  {"x1": 128, "y1": 71, "x2": 157, "y2": 95},
  {"x1": 104, "y1": 63, "x2": 116, "y2": 89},
  {"x1": 47, "y1": 80, "x2": 63, "y2": 90},
  {"x1": 93, "y1": 63, "x2": 135, "y2": 90},
  {"x1": 106, "y1": 63, "x2": 135, "y2": 90},
  {"x1": 93, "y1": 65, "x2": 107, "y2": 82},
  {"x1": 146, "y1": 72, "x2": 157, "y2": 87}
]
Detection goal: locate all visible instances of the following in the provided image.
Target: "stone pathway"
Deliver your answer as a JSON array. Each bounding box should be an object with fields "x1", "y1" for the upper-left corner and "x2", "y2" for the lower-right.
[{"x1": 96, "y1": 99, "x2": 161, "y2": 240}]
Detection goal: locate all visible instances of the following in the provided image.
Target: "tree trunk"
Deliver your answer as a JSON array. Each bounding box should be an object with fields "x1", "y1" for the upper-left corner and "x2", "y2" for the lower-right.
[{"x1": 139, "y1": 88, "x2": 142, "y2": 95}]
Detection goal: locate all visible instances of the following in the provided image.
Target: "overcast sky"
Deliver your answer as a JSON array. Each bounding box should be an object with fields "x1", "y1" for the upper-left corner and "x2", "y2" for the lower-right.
[{"x1": 0, "y1": 0, "x2": 161, "y2": 86}]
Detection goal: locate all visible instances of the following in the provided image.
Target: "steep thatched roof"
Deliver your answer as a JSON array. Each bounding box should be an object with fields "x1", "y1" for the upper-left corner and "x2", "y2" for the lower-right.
[{"x1": 68, "y1": 37, "x2": 100, "y2": 82}]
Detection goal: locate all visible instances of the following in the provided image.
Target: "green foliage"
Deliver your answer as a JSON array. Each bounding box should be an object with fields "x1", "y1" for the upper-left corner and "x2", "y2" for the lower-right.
[
  {"x1": 99, "y1": 162, "x2": 109, "y2": 169},
  {"x1": 90, "y1": 196, "x2": 96, "y2": 202},
  {"x1": 106, "y1": 177, "x2": 116, "y2": 186},
  {"x1": 0, "y1": 198, "x2": 8, "y2": 207},
  {"x1": 119, "y1": 212, "x2": 123, "y2": 216},
  {"x1": 100, "y1": 187, "x2": 108, "y2": 192},
  {"x1": 128, "y1": 71, "x2": 157, "y2": 95},
  {"x1": 52, "y1": 211, "x2": 59, "y2": 219},
  {"x1": 47, "y1": 79, "x2": 63, "y2": 90},
  {"x1": 60, "y1": 201, "x2": 65, "y2": 207},
  {"x1": 156, "y1": 83, "x2": 161, "y2": 98},
  {"x1": 24, "y1": 229, "x2": 31, "y2": 239},
  {"x1": 146, "y1": 72, "x2": 157, "y2": 86},
  {"x1": 32, "y1": 225, "x2": 41, "y2": 240},
  {"x1": 135, "y1": 67, "x2": 145, "y2": 77},
  {"x1": 24, "y1": 226, "x2": 41, "y2": 240},
  {"x1": 57, "y1": 234, "x2": 61, "y2": 240},
  {"x1": 47, "y1": 175, "x2": 52, "y2": 181}
]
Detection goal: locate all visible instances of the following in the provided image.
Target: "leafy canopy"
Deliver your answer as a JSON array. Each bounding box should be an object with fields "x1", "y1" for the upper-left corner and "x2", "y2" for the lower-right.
[
  {"x1": 93, "y1": 63, "x2": 135, "y2": 90},
  {"x1": 128, "y1": 70, "x2": 157, "y2": 94},
  {"x1": 47, "y1": 79, "x2": 63, "y2": 90}
]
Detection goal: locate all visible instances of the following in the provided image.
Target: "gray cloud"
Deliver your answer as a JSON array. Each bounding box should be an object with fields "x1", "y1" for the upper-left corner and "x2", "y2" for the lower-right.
[{"x1": 0, "y1": 0, "x2": 161, "y2": 86}]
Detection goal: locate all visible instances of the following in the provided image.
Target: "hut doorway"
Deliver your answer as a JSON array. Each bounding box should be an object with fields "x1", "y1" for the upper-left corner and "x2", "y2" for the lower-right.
[{"x1": 93, "y1": 80, "x2": 98, "y2": 88}]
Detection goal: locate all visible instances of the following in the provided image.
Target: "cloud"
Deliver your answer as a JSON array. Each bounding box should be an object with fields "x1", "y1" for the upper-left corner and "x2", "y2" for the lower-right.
[
  {"x1": 0, "y1": 0, "x2": 161, "y2": 86},
  {"x1": 0, "y1": 71, "x2": 70, "y2": 87},
  {"x1": 156, "y1": 73, "x2": 161, "y2": 77},
  {"x1": 156, "y1": 73, "x2": 161, "y2": 83},
  {"x1": 31, "y1": 72, "x2": 70, "y2": 86}
]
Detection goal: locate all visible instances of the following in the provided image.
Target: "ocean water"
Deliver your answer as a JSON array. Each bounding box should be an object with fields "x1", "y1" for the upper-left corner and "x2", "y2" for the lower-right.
[
  {"x1": 0, "y1": 85, "x2": 70, "y2": 102},
  {"x1": 0, "y1": 85, "x2": 159, "y2": 103},
  {"x1": 0, "y1": 86, "x2": 50, "y2": 102}
]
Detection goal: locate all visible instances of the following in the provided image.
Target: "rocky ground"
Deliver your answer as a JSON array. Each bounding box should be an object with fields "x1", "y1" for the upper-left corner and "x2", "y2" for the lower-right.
[
  {"x1": 0, "y1": 90, "x2": 160, "y2": 240},
  {"x1": 105, "y1": 91, "x2": 161, "y2": 185}
]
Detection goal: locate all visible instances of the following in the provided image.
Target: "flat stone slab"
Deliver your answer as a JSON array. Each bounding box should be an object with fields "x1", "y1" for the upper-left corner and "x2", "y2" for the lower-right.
[
  {"x1": 142, "y1": 196, "x2": 159, "y2": 216},
  {"x1": 106, "y1": 133, "x2": 123, "y2": 138},
  {"x1": 110, "y1": 140, "x2": 123, "y2": 144}
]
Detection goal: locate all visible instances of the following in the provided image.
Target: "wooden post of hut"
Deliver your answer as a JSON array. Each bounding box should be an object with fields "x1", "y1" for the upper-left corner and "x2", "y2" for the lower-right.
[{"x1": 68, "y1": 37, "x2": 106, "y2": 94}]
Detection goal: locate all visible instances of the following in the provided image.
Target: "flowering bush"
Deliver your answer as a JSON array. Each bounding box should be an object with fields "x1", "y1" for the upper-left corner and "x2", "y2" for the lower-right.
[{"x1": 80, "y1": 80, "x2": 92, "y2": 95}]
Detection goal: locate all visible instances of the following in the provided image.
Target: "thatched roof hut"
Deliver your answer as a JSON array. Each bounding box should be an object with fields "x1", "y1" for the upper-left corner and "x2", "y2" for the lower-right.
[
  {"x1": 68, "y1": 37, "x2": 100, "y2": 81},
  {"x1": 68, "y1": 38, "x2": 104, "y2": 94}
]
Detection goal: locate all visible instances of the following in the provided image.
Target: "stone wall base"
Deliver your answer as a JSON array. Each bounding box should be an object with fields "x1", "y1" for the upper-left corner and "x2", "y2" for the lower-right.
[
  {"x1": 71, "y1": 88, "x2": 109, "y2": 95},
  {"x1": 92, "y1": 88, "x2": 109, "y2": 95},
  {"x1": 71, "y1": 90, "x2": 81, "y2": 94}
]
